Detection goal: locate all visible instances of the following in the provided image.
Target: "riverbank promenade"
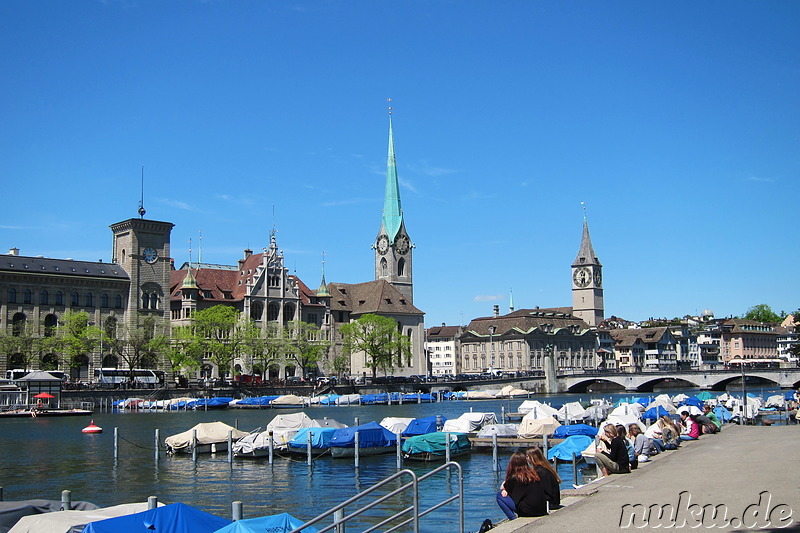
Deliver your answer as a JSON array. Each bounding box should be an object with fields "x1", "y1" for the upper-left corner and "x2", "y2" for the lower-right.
[{"x1": 492, "y1": 424, "x2": 799, "y2": 532}]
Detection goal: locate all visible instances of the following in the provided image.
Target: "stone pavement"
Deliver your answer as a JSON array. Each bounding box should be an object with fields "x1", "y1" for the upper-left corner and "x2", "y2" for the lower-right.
[{"x1": 489, "y1": 425, "x2": 800, "y2": 532}]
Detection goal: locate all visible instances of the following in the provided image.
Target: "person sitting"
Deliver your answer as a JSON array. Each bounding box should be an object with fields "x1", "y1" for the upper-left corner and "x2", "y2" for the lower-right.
[
  {"x1": 617, "y1": 424, "x2": 637, "y2": 469},
  {"x1": 525, "y1": 447, "x2": 562, "y2": 510},
  {"x1": 702, "y1": 404, "x2": 722, "y2": 431},
  {"x1": 594, "y1": 424, "x2": 630, "y2": 476},
  {"x1": 679, "y1": 411, "x2": 701, "y2": 441},
  {"x1": 496, "y1": 450, "x2": 560, "y2": 519},
  {"x1": 628, "y1": 423, "x2": 656, "y2": 463}
]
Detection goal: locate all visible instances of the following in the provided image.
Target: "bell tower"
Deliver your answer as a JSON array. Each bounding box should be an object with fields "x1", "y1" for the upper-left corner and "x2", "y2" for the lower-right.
[
  {"x1": 374, "y1": 107, "x2": 413, "y2": 303},
  {"x1": 571, "y1": 210, "x2": 604, "y2": 327}
]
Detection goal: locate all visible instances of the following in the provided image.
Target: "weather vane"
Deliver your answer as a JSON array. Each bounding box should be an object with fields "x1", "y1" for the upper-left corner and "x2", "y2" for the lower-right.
[
  {"x1": 387, "y1": 97, "x2": 392, "y2": 115},
  {"x1": 581, "y1": 201, "x2": 587, "y2": 220}
]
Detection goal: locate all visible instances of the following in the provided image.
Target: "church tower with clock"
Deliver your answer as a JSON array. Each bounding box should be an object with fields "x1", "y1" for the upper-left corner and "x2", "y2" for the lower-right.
[
  {"x1": 571, "y1": 215, "x2": 604, "y2": 327},
  {"x1": 110, "y1": 206, "x2": 174, "y2": 330},
  {"x1": 374, "y1": 111, "x2": 414, "y2": 303}
]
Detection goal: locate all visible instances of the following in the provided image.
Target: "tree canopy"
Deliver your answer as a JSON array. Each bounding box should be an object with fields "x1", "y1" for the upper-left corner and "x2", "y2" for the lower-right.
[
  {"x1": 339, "y1": 314, "x2": 411, "y2": 378},
  {"x1": 742, "y1": 304, "x2": 783, "y2": 324}
]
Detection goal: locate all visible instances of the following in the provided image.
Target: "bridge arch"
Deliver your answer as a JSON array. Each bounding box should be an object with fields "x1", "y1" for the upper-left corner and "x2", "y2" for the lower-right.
[
  {"x1": 708, "y1": 374, "x2": 782, "y2": 392},
  {"x1": 566, "y1": 378, "x2": 626, "y2": 393},
  {"x1": 636, "y1": 377, "x2": 701, "y2": 392}
]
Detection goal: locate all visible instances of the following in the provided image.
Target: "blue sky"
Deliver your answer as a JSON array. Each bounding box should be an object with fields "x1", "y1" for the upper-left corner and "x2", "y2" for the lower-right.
[{"x1": 1, "y1": 1, "x2": 798, "y2": 325}]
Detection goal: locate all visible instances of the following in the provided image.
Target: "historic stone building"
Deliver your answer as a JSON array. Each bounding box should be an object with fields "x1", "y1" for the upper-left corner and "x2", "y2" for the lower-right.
[{"x1": 571, "y1": 216, "x2": 604, "y2": 327}]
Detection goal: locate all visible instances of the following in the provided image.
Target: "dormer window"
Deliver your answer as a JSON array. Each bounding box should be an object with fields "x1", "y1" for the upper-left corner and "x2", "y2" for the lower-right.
[
  {"x1": 358, "y1": 300, "x2": 366, "y2": 306},
  {"x1": 400, "y1": 299, "x2": 406, "y2": 305},
  {"x1": 385, "y1": 298, "x2": 392, "y2": 305}
]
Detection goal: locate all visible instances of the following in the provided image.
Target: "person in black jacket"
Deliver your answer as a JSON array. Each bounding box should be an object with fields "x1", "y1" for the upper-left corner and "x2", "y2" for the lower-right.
[
  {"x1": 496, "y1": 451, "x2": 561, "y2": 519},
  {"x1": 594, "y1": 424, "x2": 630, "y2": 476}
]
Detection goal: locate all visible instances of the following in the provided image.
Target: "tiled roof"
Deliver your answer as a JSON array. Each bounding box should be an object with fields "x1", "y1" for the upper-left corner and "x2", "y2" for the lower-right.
[
  {"x1": 328, "y1": 280, "x2": 423, "y2": 316},
  {"x1": 0, "y1": 255, "x2": 129, "y2": 280},
  {"x1": 427, "y1": 325, "x2": 462, "y2": 338},
  {"x1": 464, "y1": 308, "x2": 590, "y2": 337}
]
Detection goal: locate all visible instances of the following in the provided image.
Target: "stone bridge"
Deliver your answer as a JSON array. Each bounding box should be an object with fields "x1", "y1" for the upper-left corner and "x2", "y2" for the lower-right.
[{"x1": 557, "y1": 369, "x2": 800, "y2": 393}]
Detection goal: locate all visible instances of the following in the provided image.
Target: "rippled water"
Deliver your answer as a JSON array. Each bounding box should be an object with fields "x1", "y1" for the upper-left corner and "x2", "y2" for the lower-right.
[{"x1": 0, "y1": 389, "x2": 777, "y2": 531}]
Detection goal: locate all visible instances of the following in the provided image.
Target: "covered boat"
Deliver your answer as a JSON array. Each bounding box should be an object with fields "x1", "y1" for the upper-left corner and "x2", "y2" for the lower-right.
[
  {"x1": 8, "y1": 502, "x2": 161, "y2": 533},
  {"x1": 517, "y1": 400, "x2": 559, "y2": 418},
  {"x1": 517, "y1": 415, "x2": 561, "y2": 437},
  {"x1": 165, "y1": 422, "x2": 249, "y2": 454},
  {"x1": 328, "y1": 421, "x2": 399, "y2": 457},
  {"x1": 212, "y1": 512, "x2": 318, "y2": 533},
  {"x1": 402, "y1": 432, "x2": 472, "y2": 461},
  {"x1": 547, "y1": 435, "x2": 594, "y2": 462},
  {"x1": 379, "y1": 417, "x2": 414, "y2": 434},
  {"x1": 82, "y1": 502, "x2": 230, "y2": 533},
  {"x1": 287, "y1": 427, "x2": 339, "y2": 454},
  {"x1": 557, "y1": 401, "x2": 588, "y2": 422},
  {"x1": 442, "y1": 412, "x2": 497, "y2": 433},
  {"x1": 553, "y1": 423, "x2": 598, "y2": 438},
  {"x1": 475, "y1": 423, "x2": 519, "y2": 438},
  {"x1": 270, "y1": 395, "x2": 306, "y2": 408},
  {"x1": 496, "y1": 385, "x2": 530, "y2": 398},
  {"x1": 402, "y1": 415, "x2": 443, "y2": 437}
]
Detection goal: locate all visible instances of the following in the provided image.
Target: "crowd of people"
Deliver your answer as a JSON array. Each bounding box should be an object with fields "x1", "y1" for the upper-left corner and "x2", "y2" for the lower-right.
[{"x1": 494, "y1": 402, "x2": 725, "y2": 522}]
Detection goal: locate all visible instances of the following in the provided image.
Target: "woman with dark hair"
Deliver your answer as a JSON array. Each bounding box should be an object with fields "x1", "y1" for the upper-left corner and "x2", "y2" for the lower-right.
[
  {"x1": 496, "y1": 450, "x2": 559, "y2": 519},
  {"x1": 628, "y1": 423, "x2": 656, "y2": 463},
  {"x1": 525, "y1": 447, "x2": 561, "y2": 509},
  {"x1": 594, "y1": 424, "x2": 630, "y2": 476},
  {"x1": 679, "y1": 411, "x2": 701, "y2": 441}
]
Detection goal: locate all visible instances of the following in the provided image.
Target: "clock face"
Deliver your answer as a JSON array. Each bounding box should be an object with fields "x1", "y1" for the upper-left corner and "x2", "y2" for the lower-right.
[
  {"x1": 573, "y1": 266, "x2": 591, "y2": 288},
  {"x1": 143, "y1": 247, "x2": 158, "y2": 264},
  {"x1": 376, "y1": 235, "x2": 390, "y2": 255},
  {"x1": 394, "y1": 234, "x2": 410, "y2": 255},
  {"x1": 593, "y1": 268, "x2": 602, "y2": 287}
]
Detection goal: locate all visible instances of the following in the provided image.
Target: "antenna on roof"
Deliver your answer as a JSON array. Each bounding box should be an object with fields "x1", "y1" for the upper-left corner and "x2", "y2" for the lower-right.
[
  {"x1": 138, "y1": 166, "x2": 146, "y2": 218},
  {"x1": 198, "y1": 230, "x2": 203, "y2": 266},
  {"x1": 581, "y1": 201, "x2": 587, "y2": 221},
  {"x1": 188, "y1": 238, "x2": 193, "y2": 268}
]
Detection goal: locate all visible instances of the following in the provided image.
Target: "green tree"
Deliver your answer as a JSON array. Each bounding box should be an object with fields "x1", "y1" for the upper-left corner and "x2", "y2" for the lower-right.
[
  {"x1": 238, "y1": 319, "x2": 286, "y2": 380},
  {"x1": 165, "y1": 324, "x2": 204, "y2": 380},
  {"x1": 108, "y1": 314, "x2": 169, "y2": 377},
  {"x1": 743, "y1": 304, "x2": 783, "y2": 324},
  {"x1": 59, "y1": 311, "x2": 101, "y2": 370},
  {"x1": 339, "y1": 314, "x2": 412, "y2": 379},
  {"x1": 191, "y1": 305, "x2": 242, "y2": 380},
  {"x1": 284, "y1": 320, "x2": 330, "y2": 378}
]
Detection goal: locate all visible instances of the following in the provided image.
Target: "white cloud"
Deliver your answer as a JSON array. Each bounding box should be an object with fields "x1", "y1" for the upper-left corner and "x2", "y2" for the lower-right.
[
  {"x1": 474, "y1": 294, "x2": 505, "y2": 302},
  {"x1": 745, "y1": 176, "x2": 775, "y2": 183},
  {"x1": 157, "y1": 198, "x2": 194, "y2": 211}
]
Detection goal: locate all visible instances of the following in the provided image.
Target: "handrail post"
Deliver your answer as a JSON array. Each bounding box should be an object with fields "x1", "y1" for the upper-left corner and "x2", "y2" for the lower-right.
[
  {"x1": 492, "y1": 433, "x2": 498, "y2": 472},
  {"x1": 354, "y1": 431, "x2": 360, "y2": 469},
  {"x1": 445, "y1": 432, "x2": 451, "y2": 463}
]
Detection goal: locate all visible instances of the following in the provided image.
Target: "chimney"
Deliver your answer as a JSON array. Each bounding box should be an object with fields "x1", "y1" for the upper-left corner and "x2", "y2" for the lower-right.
[
  {"x1": 441, "y1": 322, "x2": 446, "y2": 327},
  {"x1": 244, "y1": 248, "x2": 252, "y2": 259},
  {"x1": 493, "y1": 305, "x2": 499, "y2": 318},
  {"x1": 9, "y1": 247, "x2": 19, "y2": 256}
]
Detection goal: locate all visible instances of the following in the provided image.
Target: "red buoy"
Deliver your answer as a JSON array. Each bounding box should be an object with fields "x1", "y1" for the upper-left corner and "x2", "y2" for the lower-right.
[{"x1": 82, "y1": 420, "x2": 103, "y2": 434}]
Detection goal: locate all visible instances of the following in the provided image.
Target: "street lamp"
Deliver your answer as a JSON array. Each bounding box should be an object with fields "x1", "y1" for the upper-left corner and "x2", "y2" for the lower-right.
[
  {"x1": 740, "y1": 359, "x2": 747, "y2": 426},
  {"x1": 489, "y1": 326, "x2": 496, "y2": 375}
]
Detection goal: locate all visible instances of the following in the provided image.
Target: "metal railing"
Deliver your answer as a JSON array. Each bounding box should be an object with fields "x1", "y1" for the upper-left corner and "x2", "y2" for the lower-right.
[{"x1": 290, "y1": 461, "x2": 464, "y2": 533}]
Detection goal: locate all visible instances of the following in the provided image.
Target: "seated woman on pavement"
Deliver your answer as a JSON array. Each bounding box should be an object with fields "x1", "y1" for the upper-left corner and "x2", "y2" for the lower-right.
[
  {"x1": 628, "y1": 423, "x2": 657, "y2": 463},
  {"x1": 526, "y1": 447, "x2": 561, "y2": 510},
  {"x1": 594, "y1": 424, "x2": 630, "y2": 476},
  {"x1": 496, "y1": 450, "x2": 561, "y2": 519},
  {"x1": 679, "y1": 411, "x2": 702, "y2": 441},
  {"x1": 701, "y1": 404, "x2": 722, "y2": 432},
  {"x1": 617, "y1": 424, "x2": 638, "y2": 469}
]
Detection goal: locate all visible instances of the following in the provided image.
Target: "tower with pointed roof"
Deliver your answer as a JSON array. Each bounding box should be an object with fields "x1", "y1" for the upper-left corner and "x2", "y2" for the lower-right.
[
  {"x1": 374, "y1": 112, "x2": 414, "y2": 303},
  {"x1": 571, "y1": 214, "x2": 604, "y2": 327}
]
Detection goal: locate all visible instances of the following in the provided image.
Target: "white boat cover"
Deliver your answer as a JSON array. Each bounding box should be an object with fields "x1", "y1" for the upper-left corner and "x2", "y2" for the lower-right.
[
  {"x1": 648, "y1": 399, "x2": 677, "y2": 414},
  {"x1": 557, "y1": 401, "x2": 588, "y2": 421},
  {"x1": 476, "y1": 423, "x2": 519, "y2": 438},
  {"x1": 610, "y1": 403, "x2": 644, "y2": 417},
  {"x1": 463, "y1": 390, "x2": 496, "y2": 400},
  {"x1": 672, "y1": 393, "x2": 689, "y2": 403},
  {"x1": 677, "y1": 405, "x2": 702, "y2": 416},
  {"x1": 765, "y1": 395, "x2": 785, "y2": 408},
  {"x1": 496, "y1": 385, "x2": 529, "y2": 398},
  {"x1": 517, "y1": 400, "x2": 559, "y2": 418},
  {"x1": 270, "y1": 395, "x2": 306, "y2": 407},
  {"x1": 335, "y1": 394, "x2": 362, "y2": 405},
  {"x1": 517, "y1": 415, "x2": 561, "y2": 437},
  {"x1": 311, "y1": 418, "x2": 348, "y2": 429},
  {"x1": 653, "y1": 393, "x2": 672, "y2": 405},
  {"x1": 379, "y1": 417, "x2": 413, "y2": 434},
  {"x1": 267, "y1": 412, "x2": 314, "y2": 444},
  {"x1": 165, "y1": 422, "x2": 249, "y2": 451},
  {"x1": 601, "y1": 414, "x2": 645, "y2": 433},
  {"x1": 442, "y1": 412, "x2": 497, "y2": 433},
  {"x1": 8, "y1": 502, "x2": 161, "y2": 533}
]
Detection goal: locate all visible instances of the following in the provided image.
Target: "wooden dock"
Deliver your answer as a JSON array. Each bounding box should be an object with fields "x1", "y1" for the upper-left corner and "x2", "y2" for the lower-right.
[{"x1": 468, "y1": 436, "x2": 565, "y2": 449}]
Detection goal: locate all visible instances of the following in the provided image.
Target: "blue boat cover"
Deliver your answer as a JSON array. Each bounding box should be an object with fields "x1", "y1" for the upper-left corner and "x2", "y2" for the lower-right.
[
  {"x1": 82, "y1": 502, "x2": 230, "y2": 533},
  {"x1": 630, "y1": 397, "x2": 653, "y2": 408},
  {"x1": 547, "y1": 435, "x2": 593, "y2": 461},
  {"x1": 681, "y1": 397, "x2": 704, "y2": 408},
  {"x1": 190, "y1": 397, "x2": 233, "y2": 408},
  {"x1": 714, "y1": 406, "x2": 733, "y2": 422},
  {"x1": 287, "y1": 427, "x2": 338, "y2": 450},
  {"x1": 236, "y1": 396, "x2": 279, "y2": 406},
  {"x1": 643, "y1": 405, "x2": 672, "y2": 420},
  {"x1": 328, "y1": 421, "x2": 397, "y2": 449},
  {"x1": 212, "y1": 512, "x2": 317, "y2": 533},
  {"x1": 402, "y1": 416, "x2": 443, "y2": 437},
  {"x1": 553, "y1": 424, "x2": 598, "y2": 438}
]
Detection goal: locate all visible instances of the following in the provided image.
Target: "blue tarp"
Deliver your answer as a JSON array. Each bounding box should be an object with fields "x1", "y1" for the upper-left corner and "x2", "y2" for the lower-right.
[
  {"x1": 360, "y1": 393, "x2": 389, "y2": 405},
  {"x1": 714, "y1": 406, "x2": 733, "y2": 422},
  {"x1": 189, "y1": 397, "x2": 232, "y2": 409},
  {"x1": 643, "y1": 405, "x2": 672, "y2": 420},
  {"x1": 785, "y1": 391, "x2": 796, "y2": 400},
  {"x1": 235, "y1": 396, "x2": 279, "y2": 406},
  {"x1": 630, "y1": 397, "x2": 653, "y2": 408},
  {"x1": 401, "y1": 393, "x2": 435, "y2": 403},
  {"x1": 547, "y1": 435, "x2": 594, "y2": 461},
  {"x1": 82, "y1": 502, "x2": 230, "y2": 533},
  {"x1": 681, "y1": 397, "x2": 704, "y2": 409},
  {"x1": 553, "y1": 424, "x2": 598, "y2": 438},
  {"x1": 402, "y1": 416, "x2": 443, "y2": 437},
  {"x1": 317, "y1": 394, "x2": 340, "y2": 405},
  {"x1": 213, "y1": 513, "x2": 317, "y2": 533},
  {"x1": 328, "y1": 421, "x2": 397, "y2": 449},
  {"x1": 287, "y1": 427, "x2": 338, "y2": 450}
]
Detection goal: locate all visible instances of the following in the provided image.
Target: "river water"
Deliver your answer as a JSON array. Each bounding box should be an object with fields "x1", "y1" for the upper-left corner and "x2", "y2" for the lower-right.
[{"x1": 0, "y1": 388, "x2": 781, "y2": 532}]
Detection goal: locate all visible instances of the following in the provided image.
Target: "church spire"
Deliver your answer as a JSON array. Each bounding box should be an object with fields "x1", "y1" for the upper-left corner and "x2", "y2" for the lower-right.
[
  {"x1": 572, "y1": 211, "x2": 601, "y2": 267},
  {"x1": 316, "y1": 251, "x2": 330, "y2": 297},
  {"x1": 381, "y1": 107, "x2": 403, "y2": 242}
]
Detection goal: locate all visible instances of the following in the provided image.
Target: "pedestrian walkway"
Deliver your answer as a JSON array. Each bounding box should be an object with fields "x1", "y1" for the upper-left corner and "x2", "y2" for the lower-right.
[{"x1": 490, "y1": 425, "x2": 799, "y2": 532}]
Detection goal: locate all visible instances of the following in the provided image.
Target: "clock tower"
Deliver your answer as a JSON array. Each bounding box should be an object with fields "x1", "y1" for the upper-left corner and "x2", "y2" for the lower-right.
[
  {"x1": 110, "y1": 215, "x2": 174, "y2": 330},
  {"x1": 374, "y1": 112, "x2": 414, "y2": 303},
  {"x1": 571, "y1": 216, "x2": 604, "y2": 327}
]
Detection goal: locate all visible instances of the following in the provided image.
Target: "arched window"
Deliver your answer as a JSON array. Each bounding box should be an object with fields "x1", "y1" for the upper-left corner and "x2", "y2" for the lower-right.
[
  {"x1": 85, "y1": 293, "x2": 94, "y2": 308},
  {"x1": 267, "y1": 302, "x2": 280, "y2": 321},
  {"x1": 100, "y1": 294, "x2": 109, "y2": 308},
  {"x1": 150, "y1": 293, "x2": 159, "y2": 309},
  {"x1": 44, "y1": 314, "x2": 58, "y2": 337},
  {"x1": 141, "y1": 293, "x2": 150, "y2": 309},
  {"x1": 251, "y1": 302, "x2": 263, "y2": 321},
  {"x1": 104, "y1": 317, "x2": 117, "y2": 339},
  {"x1": 102, "y1": 354, "x2": 118, "y2": 368},
  {"x1": 398, "y1": 258, "x2": 405, "y2": 277},
  {"x1": 55, "y1": 291, "x2": 63, "y2": 306},
  {"x1": 284, "y1": 303, "x2": 296, "y2": 322},
  {"x1": 41, "y1": 353, "x2": 59, "y2": 371},
  {"x1": 12, "y1": 313, "x2": 26, "y2": 336},
  {"x1": 7, "y1": 288, "x2": 16, "y2": 303},
  {"x1": 39, "y1": 290, "x2": 48, "y2": 305},
  {"x1": 23, "y1": 289, "x2": 32, "y2": 304},
  {"x1": 380, "y1": 258, "x2": 388, "y2": 277},
  {"x1": 71, "y1": 292, "x2": 80, "y2": 306},
  {"x1": 114, "y1": 295, "x2": 123, "y2": 308}
]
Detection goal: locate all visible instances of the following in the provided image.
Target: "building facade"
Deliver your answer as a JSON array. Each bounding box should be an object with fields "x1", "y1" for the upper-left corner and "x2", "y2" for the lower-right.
[
  {"x1": 425, "y1": 324, "x2": 463, "y2": 376},
  {"x1": 571, "y1": 217, "x2": 604, "y2": 327}
]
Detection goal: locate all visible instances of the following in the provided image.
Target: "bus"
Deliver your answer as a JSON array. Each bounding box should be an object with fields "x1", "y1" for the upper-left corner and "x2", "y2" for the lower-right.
[
  {"x1": 94, "y1": 368, "x2": 166, "y2": 389},
  {"x1": 5, "y1": 369, "x2": 67, "y2": 381}
]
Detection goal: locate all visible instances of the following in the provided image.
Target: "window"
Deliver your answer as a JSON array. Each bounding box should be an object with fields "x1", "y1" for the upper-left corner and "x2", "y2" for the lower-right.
[
  {"x1": 71, "y1": 292, "x2": 80, "y2": 306},
  {"x1": 24, "y1": 289, "x2": 32, "y2": 304},
  {"x1": 86, "y1": 293, "x2": 94, "y2": 307},
  {"x1": 398, "y1": 258, "x2": 405, "y2": 276},
  {"x1": 101, "y1": 294, "x2": 109, "y2": 308},
  {"x1": 55, "y1": 291, "x2": 63, "y2": 306},
  {"x1": 380, "y1": 258, "x2": 388, "y2": 277},
  {"x1": 44, "y1": 314, "x2": 58, "y2": 337},
  {"x1": 39, "y1": 290, "x2": 48, "y2": 305},
  {"x1": 7, "y1": 288, "x2": 16, "y2": 303},
  {"x1": 114, "y1": 295, "x2": 123, "y2": 308}
]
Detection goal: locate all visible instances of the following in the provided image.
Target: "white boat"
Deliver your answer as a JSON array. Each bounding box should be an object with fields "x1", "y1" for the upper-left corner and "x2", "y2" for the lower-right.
[{"x1": 165, "y1": 422, "x2": 249, "y2": 455}]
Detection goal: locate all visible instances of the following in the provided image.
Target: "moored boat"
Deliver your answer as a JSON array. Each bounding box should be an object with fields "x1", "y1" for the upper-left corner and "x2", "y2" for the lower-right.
[
  {"x1": 402, "y1": 432, "x2": 472, "y2": 461},
  {"x1": 165, "y1": 421, "x2": 249, "y2": 455},
  {"x1": 328, "y1": 421, "x2": 399, "y2": 458}
]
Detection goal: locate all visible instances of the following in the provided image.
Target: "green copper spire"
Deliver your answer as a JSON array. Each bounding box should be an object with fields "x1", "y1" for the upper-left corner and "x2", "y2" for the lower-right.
[
  {"x1": 316, "y1": 251, "x2": 330, "y2": 297},
  {"x1": 382, "y1": 114, "x2": 403, "y2": 241}
]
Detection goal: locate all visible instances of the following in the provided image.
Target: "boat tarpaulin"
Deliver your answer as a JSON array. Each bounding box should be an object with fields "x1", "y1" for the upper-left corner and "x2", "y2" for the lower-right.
[
  {"x1": 402, "y1": 416, "x2": 443, "y2": 437},
  {"x1": 553, "y1": 424, "x2": 598, "y2": 438},
  {"x1": 518, "y1": 415, "x2": 561, "y2": 437},
  {"x1": 402, "y1": 432, "x2": 471, "y2": 456},
  {"x1": 0, "y1": 500, "x2": 97, "y2": 533},
  {"x1": 266, "y1": 412, "x2": 314, "y2": 444},
  {"x1": 442, "y1": 412, "x2": 497, "y2": 433},
  {"x1": 379, "y1": 417, "x2": 413, "y2": 434},
  {"x1": 8, "y1": 502, "x2": 160, "y2": 533},
  {"x1": 287, "y1": 427, "x2": 339, "y2": 450},
  {"x1": 81, "y1": 502, "x2": 230, "y2": 533},
  {"x1": 165, "y1": 422, "x2": 249, "y2": 452},
  {"x1": 328, "y1": 421, "x2": 397, "y2": 449},
  {"x1": 212, "y1": 512, "x2": 317, "y2": 533},
  {"x1": 476, "y1": 423, "x2": 519, "y2": 438},
  {"x1": 547, "y1": 435, "x2": 594, "y2": 461}
]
